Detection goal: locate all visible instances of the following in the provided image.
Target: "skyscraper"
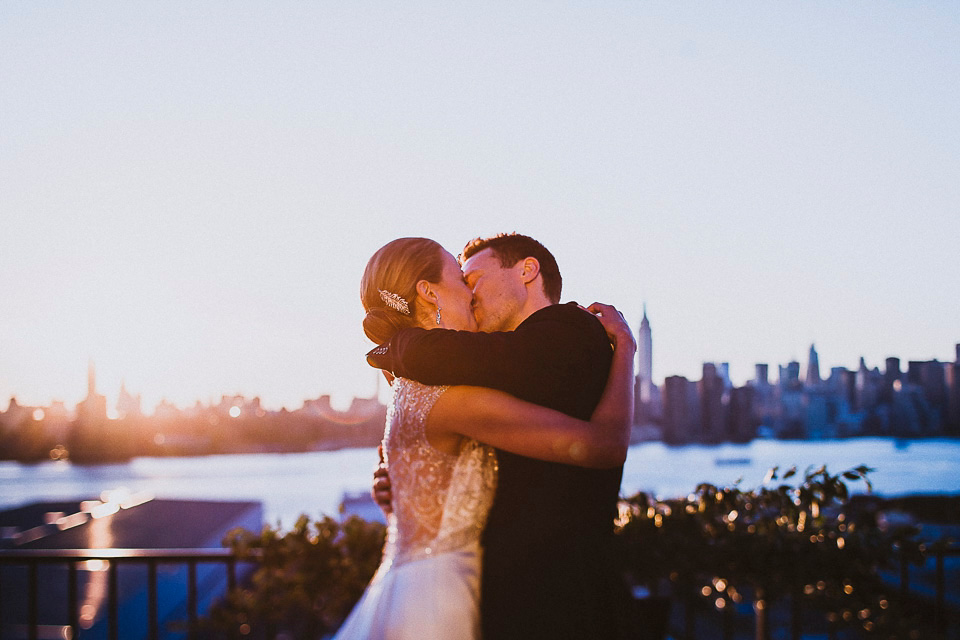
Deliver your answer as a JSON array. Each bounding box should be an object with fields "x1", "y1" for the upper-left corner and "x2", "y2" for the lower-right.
[
  {"x1": 699, "y1": 363, "x2": 725, "y2": 443},
  {"x1": 117, "y1": 381, "x2": 142, "y2": 419},
  {"x1": 805, "y1": 344, "x2": 821, "y2": 387},
  {"x1": 754, "y1": 364, "x2": 769, "y2": 386},
  {"x1": 780, "y1": 361, "x2": 801, "y2": 388},
  {"x1": 87, "y1": 359, "x2": 96, "y2": 399},
  {"x1": 883, "y1": 357, "x2": 901, "y2": 403},
  {"x1": 637, "y1": 304, "x2": 653, "y2": 403},
  {"x1": 662, "y1": 375, "x2": 696, "y2": 444},
  {"x1": 77, "y1": 360, "x2": 107, "y2": 423},
  {"x1": 855, "y1": 357, "x2": 879, "y2": 410}
]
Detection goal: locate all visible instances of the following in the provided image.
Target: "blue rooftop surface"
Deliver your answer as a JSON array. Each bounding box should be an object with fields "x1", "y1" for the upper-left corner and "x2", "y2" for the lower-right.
[{"x1": 1, "y1": 497, "x2": 263, "y2": 549}]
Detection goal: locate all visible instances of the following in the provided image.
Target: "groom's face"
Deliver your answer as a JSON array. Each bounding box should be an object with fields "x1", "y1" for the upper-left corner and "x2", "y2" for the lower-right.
[{"x1": 461, "y1": 248, "x2": 525, "y2": 332}]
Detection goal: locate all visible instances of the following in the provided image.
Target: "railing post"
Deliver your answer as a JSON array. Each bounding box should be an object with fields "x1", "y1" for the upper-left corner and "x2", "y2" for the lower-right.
[
  {"x1": 790, "y1": 588, "x2": 801, "y2": 640},
  {"x1": 68, "y1": 561, "x2": 79, "y2": 634},
  {"x1": 28, "y1": 561, "x2": 39, "y2": 640},
  {"x1": 827, "y1": 616, "x2": 838, "y2": 640},
  {"x1": 754, "y1": 590, "x2": 770, "y2": 640},
  {"x1": 935, "y1": 548, "x2": 945, "y2": 635},
  {"x1": 228, "y1": 556, "x2": 236, "y2": 592},
  {"x1": 188, "y1": 559, "x2": 198, "y2": 638},
  {"x1": 109, "y1": 559, "x2": 119, "y2": 640},
  {"x1": 899, "y1": 549, "x2": 910, "y2": 600},
  {"x1": 149, "y1": 558, "x2": 159, "y2": 640},
  {"x1": 722, "y1": 595, "x2": 734, "y2": 640}
]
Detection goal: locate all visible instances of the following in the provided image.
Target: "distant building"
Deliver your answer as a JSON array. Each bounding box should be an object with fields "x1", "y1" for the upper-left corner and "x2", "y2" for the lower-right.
[
  {"x1": 883, "y1": 357, "x2": 901, "y2": 403},
  {"x1": 76, "y1": 360, "x2": 107, "y2": 424},
  {"x1": 856, "y1": 358, "x2": 881, "y2": 411},
  {"x1": 717, "y1": 362, "x2": 732, "y2": 391},
  {"x1": 908, "y1": 360, "x2": 947, "y2": 408},
  {"x1": 216, "y1": 394, "x2": 258, "y2": 417},
  {"x1": 906, "y1": 360, "x2": 947, "y2": 433},
  {"x1": 116, "y1": 381, "x2": 142, "y2": 419},
  {"x1": 948, "y1": 345, "x2": 960, "y2": 435},
  {"x1": 754, "y1": 364, "x2": 769, "y2": 386},
  {"x1": 698, "y1": 363, "x2": 725, "y2": 443},
  {"x1": 805, "y1": 344, "x2": 821, "y2": 387},
  {"x1": 634, "y1": 306, "x2": 661, "y2": 424},
  {"x1": 779, "y1": 385, "x2": 807, "y2": 438},
  {"x1": 637, "y1": 305, "x2": 653, "y2": 403},
  {"x1": 804, "y1": 387, "x2": 858, "y2": 439},
  {"x1": 726, "y1": 385, "x2": 757, "y2": 442},
  {"x1": 749, "y1": 364, "x2": 777, "y2": 434},
  {"x1": 662, "y1": 375, "x2": 697, "y2": 444},
  {"x1": 301, "y1": 393, "x2": 383, "y2": 424},
  {"x1": 1, "y1": 397, "x2": 34, "y2": 429},
  {"x1": 827, "y1": 367, "x2": 856, "y2": 408},
  {"x1": 780, "y1": 361, "x2": 801, "y2": 390},
  {"x1": 154, "y1": 398, "x2": 180, "y2": 420},
  {"x1": 42, "y1": 400, "x2": 72, "y2": 443}
]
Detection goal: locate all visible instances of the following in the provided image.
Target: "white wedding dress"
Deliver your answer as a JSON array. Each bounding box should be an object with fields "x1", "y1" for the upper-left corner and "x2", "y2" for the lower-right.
[{"x1": 334, "y1": 378, "x2": 498, "y2": 640}]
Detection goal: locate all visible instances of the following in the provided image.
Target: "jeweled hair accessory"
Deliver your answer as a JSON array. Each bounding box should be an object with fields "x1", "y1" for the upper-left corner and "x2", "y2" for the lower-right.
[{"x1": 378, "y1": 289, "x2": 411, "y2": 315}]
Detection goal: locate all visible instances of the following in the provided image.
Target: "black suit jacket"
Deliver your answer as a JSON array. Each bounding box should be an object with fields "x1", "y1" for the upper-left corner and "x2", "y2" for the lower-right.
[{"x1": 367, "y1": 303, "x2": 626, "y2": 640}]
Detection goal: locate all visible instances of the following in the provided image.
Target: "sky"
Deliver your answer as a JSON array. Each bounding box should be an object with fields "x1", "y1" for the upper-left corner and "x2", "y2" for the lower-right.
[{"x1": 2, "y1": 2, "x2": 958, "y2": 413}]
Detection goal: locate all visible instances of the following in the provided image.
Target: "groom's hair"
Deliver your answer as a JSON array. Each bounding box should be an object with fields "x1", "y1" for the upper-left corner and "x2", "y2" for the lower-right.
[{"x1": 460, "y1": 233, "x2": 562, "y2": 304}]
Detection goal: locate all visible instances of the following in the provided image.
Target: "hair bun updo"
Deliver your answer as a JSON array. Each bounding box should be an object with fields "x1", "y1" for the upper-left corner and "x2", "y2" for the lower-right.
[
  {"x1": 360, "y1": 237, "x2": 446, "y2": 345},
  {"x1": 362, "y1": 306, "x2": 416, "y2": 346}
]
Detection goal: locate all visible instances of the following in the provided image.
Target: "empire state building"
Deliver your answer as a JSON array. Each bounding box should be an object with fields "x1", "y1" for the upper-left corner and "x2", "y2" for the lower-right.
[{"x1": 637, "y1": 305, "x2": 653, "y2": 403}]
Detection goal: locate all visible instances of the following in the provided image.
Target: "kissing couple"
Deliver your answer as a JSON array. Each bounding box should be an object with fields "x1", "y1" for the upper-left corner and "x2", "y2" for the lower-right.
[{"x1": 335, "y1": 233, "x2": 637, "y2": 640}]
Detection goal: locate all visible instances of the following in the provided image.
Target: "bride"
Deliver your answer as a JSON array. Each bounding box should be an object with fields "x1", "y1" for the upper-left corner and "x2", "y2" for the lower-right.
[{"x1": 334, "y1": 237, "x2": 635, "y2": 640}]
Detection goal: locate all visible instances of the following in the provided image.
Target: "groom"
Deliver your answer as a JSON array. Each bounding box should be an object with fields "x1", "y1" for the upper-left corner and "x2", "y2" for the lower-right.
[{"x1": 367, "y1": 233, "x2": 630, "y2": 640}]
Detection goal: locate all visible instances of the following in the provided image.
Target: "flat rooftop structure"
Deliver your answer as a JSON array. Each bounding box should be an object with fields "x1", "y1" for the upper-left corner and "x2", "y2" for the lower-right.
[{"x1": 1, "y1": 495, "x2": 263, "y2": 550}]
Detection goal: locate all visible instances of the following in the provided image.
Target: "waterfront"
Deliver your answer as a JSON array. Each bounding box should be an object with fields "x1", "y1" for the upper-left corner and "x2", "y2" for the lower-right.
[{"x1": 2, "y1": 438, "x2": 959, "y2": 528}]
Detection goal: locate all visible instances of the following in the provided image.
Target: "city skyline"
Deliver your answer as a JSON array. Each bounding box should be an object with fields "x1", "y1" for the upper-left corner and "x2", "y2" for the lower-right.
[
  {"x1": 5, "y1": 329, "x2": 956, "y2": 417},
  {"x1": 2, "y1": 3, "x2": 958, "y2": 411},
  {"x1": 3, "y1": 320, "x2": 955, "y2": 467}
]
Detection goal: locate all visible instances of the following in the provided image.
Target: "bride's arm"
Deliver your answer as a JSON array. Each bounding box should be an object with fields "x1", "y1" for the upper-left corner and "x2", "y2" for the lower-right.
[{"x1": 426, "y1": 303, "x2": 636, "y2": 469}]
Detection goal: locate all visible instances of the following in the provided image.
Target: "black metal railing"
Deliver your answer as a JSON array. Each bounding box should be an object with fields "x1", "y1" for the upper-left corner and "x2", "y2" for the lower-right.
[
  {"x1": 2, "y1": 544, "x2": 956, "y2": 640},
  {"x1": 0, "y1": 548, "x2": 260, "y2": 640}
]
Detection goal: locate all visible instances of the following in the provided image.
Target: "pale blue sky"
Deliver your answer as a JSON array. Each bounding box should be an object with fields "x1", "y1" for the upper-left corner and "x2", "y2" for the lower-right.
[{"x1": 2, "y1": 2, "x2": 958, "y2": 412}]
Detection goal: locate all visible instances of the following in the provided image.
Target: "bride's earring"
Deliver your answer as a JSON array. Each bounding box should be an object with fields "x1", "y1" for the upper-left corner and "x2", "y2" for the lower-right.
[{"x1": 436, "y1": 305, "x2": 442, "y2": 325}]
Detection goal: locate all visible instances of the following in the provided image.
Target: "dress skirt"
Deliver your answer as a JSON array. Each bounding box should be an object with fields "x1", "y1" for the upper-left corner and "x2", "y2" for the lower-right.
[{"x1": 333, "y1": 542, "x2": 482, "y2": 640}]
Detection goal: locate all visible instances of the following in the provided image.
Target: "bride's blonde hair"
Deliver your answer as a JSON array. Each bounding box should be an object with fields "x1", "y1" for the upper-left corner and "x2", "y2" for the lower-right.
[{"x1": 360, "y1": 237, "x2": 444, "y2": 344}]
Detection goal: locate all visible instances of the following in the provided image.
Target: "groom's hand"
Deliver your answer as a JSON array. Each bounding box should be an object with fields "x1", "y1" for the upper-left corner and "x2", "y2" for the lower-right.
[{"x1": 372, "y1": 445, "x2": 394, "y2": 516}]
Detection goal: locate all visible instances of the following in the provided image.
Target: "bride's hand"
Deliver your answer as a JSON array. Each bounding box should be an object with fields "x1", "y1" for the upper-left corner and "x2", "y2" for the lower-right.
[
  {"x1": 372, "y1": 445, "x2": 393, "y2": 516},
  {"x1": 584, "y1": 302, "x2": 637, "y2": 352}
]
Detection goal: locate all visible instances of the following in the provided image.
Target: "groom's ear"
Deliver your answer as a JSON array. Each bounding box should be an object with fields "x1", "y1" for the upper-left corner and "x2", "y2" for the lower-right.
[{"x1": 519, "y1": 257, "x2": 541, "y2": 284}]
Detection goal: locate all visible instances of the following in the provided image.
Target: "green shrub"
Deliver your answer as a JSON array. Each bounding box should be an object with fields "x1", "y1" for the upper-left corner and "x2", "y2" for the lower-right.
[
  {"x1": 616, "y1": 465, "x2": 927, "y2": 638},
  {"x1": 201, "y1": 514, "x2": 386, "y2": 639}
]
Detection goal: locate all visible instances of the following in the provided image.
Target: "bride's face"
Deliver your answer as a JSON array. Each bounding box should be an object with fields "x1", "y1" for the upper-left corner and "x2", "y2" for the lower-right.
[{"x1": 431, "y1": 250, "x2": 478, "y2": 332}]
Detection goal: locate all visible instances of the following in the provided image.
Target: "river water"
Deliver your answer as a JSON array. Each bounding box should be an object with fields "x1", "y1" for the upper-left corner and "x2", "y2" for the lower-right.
[{"x1": 2, "y1": 438, "x2": 958, "y2": 527}]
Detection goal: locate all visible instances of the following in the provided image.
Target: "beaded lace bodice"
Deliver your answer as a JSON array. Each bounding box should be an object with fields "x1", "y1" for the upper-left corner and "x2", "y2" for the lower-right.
[{"x1": 381, "y1": 378, "x2": 498, "y2": 567}]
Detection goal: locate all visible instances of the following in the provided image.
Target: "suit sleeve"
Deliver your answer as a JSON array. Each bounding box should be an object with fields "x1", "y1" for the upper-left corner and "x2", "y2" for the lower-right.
[{"x1": 368, "y1": 315, "x2": 599, "y2": 390}]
